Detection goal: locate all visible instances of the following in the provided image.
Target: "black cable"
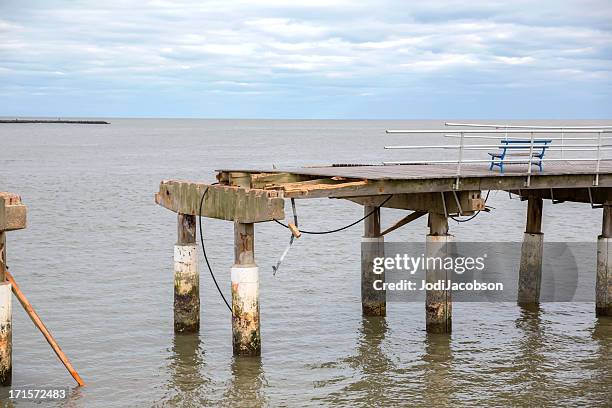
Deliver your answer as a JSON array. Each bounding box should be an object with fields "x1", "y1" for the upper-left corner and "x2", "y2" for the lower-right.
[
  {"x1": 450, "y1": 190, "x2": 491, "y2": 223},
  {"x1": 199, "y1": 186, "x2": 233, "y2": 314},
  {"x1": 273, "y1": 194, "x2": 393, "y2": 234}
]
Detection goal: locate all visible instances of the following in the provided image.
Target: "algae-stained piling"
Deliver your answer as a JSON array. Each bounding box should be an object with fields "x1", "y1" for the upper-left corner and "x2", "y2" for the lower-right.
[{"x1": 174, "y1": 214, "x2": 199, "y2": 333}]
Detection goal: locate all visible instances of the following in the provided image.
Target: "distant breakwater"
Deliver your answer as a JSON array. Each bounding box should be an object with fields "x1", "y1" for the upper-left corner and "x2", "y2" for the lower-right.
[{"x1": 0, "y1": 119, "x2": 109, "y2": 124}]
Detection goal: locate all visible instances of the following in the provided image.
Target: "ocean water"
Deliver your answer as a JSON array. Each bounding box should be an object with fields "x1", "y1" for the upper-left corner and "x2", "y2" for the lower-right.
[{"x1": 0, "y1": 119, "x2": 610, "y2": 407}]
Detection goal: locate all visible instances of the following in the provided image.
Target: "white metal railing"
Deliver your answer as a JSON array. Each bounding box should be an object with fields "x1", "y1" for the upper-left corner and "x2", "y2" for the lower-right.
[{"x1": 384, "y1": 123, "x2": 612, "y2": 188}]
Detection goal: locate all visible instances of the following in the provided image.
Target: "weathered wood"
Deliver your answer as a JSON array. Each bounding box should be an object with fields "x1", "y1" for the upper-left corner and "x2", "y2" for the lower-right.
[
  {"x1": 602, "y1": 204, "x2": 612, "y2": 239},
  {"x1": 216, "y1": 162, "x2": 612, "y2": 199},
  {"x1": 275, "y1": 179, "x2": 369, "y2": 197},
  {"x1": 234, "y1": 222, "x2": 255, "y2": 267},
  {"x1": 525, "y1": 197, "x2": 543, "y2": 234},
  {"x1": 0, "y1": 193, "x2": 26, "y2": 232},
  {"x1": 177, "y1": 213, "x2": 196, "y2": 245},
  {"x1": 248, "y1": 172, "x2": 313, "y2": 188},
  {"x1": 174, "y1": 213, "x2": 199, "y2": 333},
  {"x1": 380, "y1": 211, "x2": 427, "y2": 236},
  {"x1": 0, "y1": 232, "x2": 5, "y2": 282},
  {"x1": 509, "y1": 187, "x2": 612, "y2": 204},
  {"x1": 362, "y1": 206, "x2": 385, "y2": 316},
  {"x1": 231, "y1": 176, "x2": 260, "y2": 356},
  {"x1": 426, "y1": 212, "x2": 452, "y2": 333},
  {"x1": 155, "y1": 180, "x2": 284, "y2": 223},
  {"x1": 0, "y1": 282, "x2": 11, "y2": 385},
  {"x1": 347, "y1": 191, "x2": 483, "y2": 214},
  {"x1": 518, "y1": 197, "x2": 544, "y2": 308},
  {"x1": 597, "y1": 205, "x2": 612, "y2": 316}
]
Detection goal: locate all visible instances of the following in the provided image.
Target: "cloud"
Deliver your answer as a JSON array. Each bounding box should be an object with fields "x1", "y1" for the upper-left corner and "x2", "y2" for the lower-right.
[{"x1": 0, "y1": 0, "x2": 610, "y2": 118}]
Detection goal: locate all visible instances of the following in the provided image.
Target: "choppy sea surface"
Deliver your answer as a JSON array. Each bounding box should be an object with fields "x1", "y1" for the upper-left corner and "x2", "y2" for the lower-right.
[{"x1": 0, "y1": 119, "x2": 611, "y2": 407}]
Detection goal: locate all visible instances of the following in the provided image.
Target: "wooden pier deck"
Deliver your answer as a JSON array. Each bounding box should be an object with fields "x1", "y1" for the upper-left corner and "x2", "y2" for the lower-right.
[{"x1": 215, "y1": 160, "x2": 612, "y2": 199}]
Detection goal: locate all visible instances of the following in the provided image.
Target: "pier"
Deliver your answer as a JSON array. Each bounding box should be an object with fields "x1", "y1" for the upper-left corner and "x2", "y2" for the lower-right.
[
  {"x1": 0, "y1": 119, "x2": 109, "y2": 124},
  {"x1": 155, "y1": 125, "x2": 612, "y2": 355}
]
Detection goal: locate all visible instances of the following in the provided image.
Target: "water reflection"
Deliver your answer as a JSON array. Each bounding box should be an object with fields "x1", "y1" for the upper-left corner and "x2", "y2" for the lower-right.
[
  {"x1": 588, "y1": 317, "x2": 612, "y2": 404},
  {"x1": 162, "y1": 333, "x2": 211, "y2": 406},
  {"x1": 511, "y1": 307, "x2": 548, "y2": 405},
  {"x1": 221, "y1": 357, "x2": 268, "y2": 407},
  {"x1": 421, "y1": 333, "x2": 454, "y2": 407},
  {"x1": 319, "y1": 316, "x2": 394, "y2": 406}
]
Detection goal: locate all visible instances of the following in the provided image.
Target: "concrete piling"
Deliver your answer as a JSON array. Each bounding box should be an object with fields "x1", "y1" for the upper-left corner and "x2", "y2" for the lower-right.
[
  {"x1": 426, "y1": 212, "x2": 452, "y2": 333},
  {"x1": 361, "y1": 206, "x2": 386, "y2": 316},
  {"x1": 596, "y1": 204, "x2": 612, "y2": 316},
  {"x1": 232, "y1": 221, "x2": 260, "y2": 356},
  {"x1": 518, "y1": 197, "x2": 544, "y2": 307},
  {"x1": 0, "y1": 281, "x2": 11, "y2": 386},
  {"x1": 174, "y1": 213, "x2": 200, "y2": 333}
]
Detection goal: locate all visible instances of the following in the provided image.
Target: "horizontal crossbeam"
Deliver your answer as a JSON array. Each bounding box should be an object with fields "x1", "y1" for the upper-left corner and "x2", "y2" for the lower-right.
[{"x1": 155, "y1": 180, "x2": 285, "y2": 223}]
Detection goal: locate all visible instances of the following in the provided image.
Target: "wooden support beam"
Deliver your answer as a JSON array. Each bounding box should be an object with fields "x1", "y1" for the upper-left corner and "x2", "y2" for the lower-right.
[
  {"x1": 380, "y1": 211, "x2": 427, "y2": 236},
  {"x1": 597, "y1": 203, "x2": 612, "y2": 316},
  {"x1": 231, "y1": 176, "x2": 260, "y2": 356},
  {"x1": 0, "y1": 193, "x2": 26, "y2": 232},
  {"x1": 346, "y1": 191, "x2": 484, "y2": 214},
  {"x1": 361, "y1": 206, "x2": 385, "y2": 316},
  {"x1": 518, "y1": 197, "x2": 544, "y2": 308},
  {"x1": 525, "y1": 197, "x2": 543, "y2": 234},
  {"x1": 509, "y1": 188, "x2": 612, "y2": 205},
  {"x1": 155, "y1": 180, "x2": 284, "y2": 223},
  {"x1": 426, "y1": 212, "x2": 452, "y2": 333},
  {"x1": 174, "y1": 214, "x2": 199, "y2": 333}
]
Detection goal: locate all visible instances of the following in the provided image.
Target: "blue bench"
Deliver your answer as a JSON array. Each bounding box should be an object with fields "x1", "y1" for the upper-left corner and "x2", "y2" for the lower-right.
[{"x1": 489, "y1": 139, "x2": 552, "y2": 173}]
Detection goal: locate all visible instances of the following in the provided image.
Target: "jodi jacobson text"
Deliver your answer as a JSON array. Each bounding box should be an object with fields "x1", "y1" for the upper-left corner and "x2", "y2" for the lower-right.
[{"x1": 373, "y1": 279, "x2": 504, "y2": 292}]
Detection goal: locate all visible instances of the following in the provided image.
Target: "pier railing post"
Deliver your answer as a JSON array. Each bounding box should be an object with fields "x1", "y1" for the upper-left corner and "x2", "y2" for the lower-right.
[
  {"x1": 229, "y1": 172, "x2": 260, "y2": 356},
  {"x1": 518, "y1": 197, "x2": 544, "y2": 308},
  {"x1": 361, "y1": 206, "x2": 386, "y2": 316},
  {"x1": 426, "y1": 212, "x2": 452, "y2": 333},
  {"x1": 596, "y1": 203, "x2": 612, "y2": 316},
  {"x1": 174, "y1": 213, "x2": 200, "y2": 333}
]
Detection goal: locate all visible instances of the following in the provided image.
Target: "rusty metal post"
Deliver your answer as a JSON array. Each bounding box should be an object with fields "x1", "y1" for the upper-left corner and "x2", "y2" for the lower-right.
[
  {"x1": 596, "y1": 204, "x2": 612, "y2": 316},
  {"x1": 361, "y1": 206, "x2": 386, "y2": 316},
  {"x1": 174, "y1": 213, "x2": 200, "y2": 333},
  {"x1": 518, "y1": 197, "x2": 544, "y2": 308},
  {"x1": 426, "y1": 212, "x2": 452, "y2": 333}
]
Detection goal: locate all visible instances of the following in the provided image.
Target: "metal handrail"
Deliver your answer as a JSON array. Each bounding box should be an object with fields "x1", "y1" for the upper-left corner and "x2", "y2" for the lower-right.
[
  {"x1": 445, "y1": 122, "x2": 612, "y2": 129},
  {"x1": 386, "y1": 129, "x2": 610, "y2": 133},
  {"x1": 384, "y1": 127, "x2": 610, "y2": 188}
]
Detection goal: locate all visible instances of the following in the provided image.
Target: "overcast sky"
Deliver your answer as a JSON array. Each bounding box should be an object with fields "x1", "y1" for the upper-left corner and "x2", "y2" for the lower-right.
[{"x1": 1, "y1": 0, "x2": 611, "y2": 118}]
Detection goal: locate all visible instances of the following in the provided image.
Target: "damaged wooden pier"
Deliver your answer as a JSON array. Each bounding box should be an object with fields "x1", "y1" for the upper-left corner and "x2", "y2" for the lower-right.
[{"x1": 156, "y1": 149, "x2": 612, "y2": 355}]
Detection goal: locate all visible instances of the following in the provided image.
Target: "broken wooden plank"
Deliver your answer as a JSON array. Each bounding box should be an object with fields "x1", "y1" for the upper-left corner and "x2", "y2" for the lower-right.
[
  {"x1": 381, "y1": 211, "x2": 427, "y2": 236},
  {"x1": 0, "y1": 193, "x2": 26, "y2": 231},
  {"x1": 155, "y1": 180, "x2": 285, "y2": 223}
]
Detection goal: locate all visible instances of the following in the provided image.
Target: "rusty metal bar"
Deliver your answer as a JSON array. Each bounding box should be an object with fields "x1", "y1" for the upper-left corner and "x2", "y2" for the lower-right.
[{"x1": 5, "y1": 271, "x2": 85, "y2": 387}]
